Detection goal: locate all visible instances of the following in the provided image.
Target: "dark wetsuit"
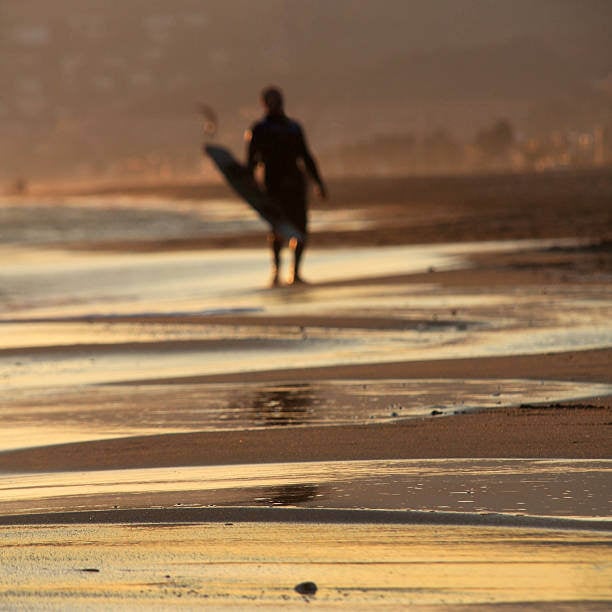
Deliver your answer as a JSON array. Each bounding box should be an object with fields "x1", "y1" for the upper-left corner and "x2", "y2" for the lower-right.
[{"x1": 247, "y1": 113, "x2": 323, "y2": 234}]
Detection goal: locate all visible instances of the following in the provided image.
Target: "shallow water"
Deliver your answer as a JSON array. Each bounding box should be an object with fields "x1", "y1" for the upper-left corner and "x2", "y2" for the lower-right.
[
  {"x1": 0, "y1": 195, "x2": 376, "y2": 245},
  {"x1": 0, "y1": 379, "x2": 609, "y2": 451},
  {"x1": 1, "y1": 241, "x2": 610, "y2": 390},
  {"x1": 0, "y1": 238, "x2": 587, "y2": 319},
  {"x1": 0, "y1": 459, "x2": 609, "y2": 520}
]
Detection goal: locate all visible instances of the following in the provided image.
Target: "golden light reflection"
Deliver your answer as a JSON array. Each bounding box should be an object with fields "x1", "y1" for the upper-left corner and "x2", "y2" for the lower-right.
[{"x1": 0, "y1": 523, "x2": 609, "y2": 607}]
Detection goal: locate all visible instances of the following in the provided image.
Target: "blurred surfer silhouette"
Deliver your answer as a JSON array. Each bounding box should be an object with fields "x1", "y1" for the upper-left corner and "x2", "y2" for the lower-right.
[{"x1": 246, "y1": 86, "x2": 326, "y2": 286}]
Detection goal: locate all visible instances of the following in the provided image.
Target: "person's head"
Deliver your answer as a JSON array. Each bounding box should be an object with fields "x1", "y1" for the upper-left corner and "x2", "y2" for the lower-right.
[{"x1": 261, "y1": 86, "x2": 284, "y2": 115}]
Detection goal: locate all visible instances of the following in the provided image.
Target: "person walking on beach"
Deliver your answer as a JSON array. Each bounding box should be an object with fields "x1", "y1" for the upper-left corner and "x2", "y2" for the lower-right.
[{"x1": 246, "y1": 86, "x2": 327, "y2": 286}]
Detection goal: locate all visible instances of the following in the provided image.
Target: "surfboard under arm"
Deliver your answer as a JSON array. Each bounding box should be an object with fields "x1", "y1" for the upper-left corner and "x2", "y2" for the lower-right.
[{"x1": 204, "y1": 144, "x2": 304, "y2": 243}]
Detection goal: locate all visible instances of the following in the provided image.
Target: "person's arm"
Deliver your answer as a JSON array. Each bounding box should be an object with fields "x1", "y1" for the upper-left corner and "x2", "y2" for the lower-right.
[
  {"x1": 245, "y1": 127, "x2": 259, "y2": 176},
  {"x1": 297, "y1": 125, "x2": 327, "y2": 199}
]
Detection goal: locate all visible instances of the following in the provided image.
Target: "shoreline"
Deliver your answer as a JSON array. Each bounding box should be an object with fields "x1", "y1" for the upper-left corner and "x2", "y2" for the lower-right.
[
  {"x1": 107, "y1": 347, "x2": 612, "y2": 386},
  {"x1": 1, "y1": 506, "x2": 610, "y2": 531},
  {"x1": 1, "y1": 402, "x2": 609, "y2": 474}
]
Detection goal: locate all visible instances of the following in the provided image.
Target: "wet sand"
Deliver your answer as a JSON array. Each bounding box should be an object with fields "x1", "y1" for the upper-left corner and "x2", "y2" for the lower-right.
[
  {"x1": 1, "y1": 170, "x2": 611, "y2": 607},
  {"x1": 1, "y1": 404, "x2": 610, "y2": 474},
  {"x1": 1, "y1": 458, "x2": 610, "y2": 524},
  {"x1": 1, "y1": 522, "x2": 609, "y2": 610}
]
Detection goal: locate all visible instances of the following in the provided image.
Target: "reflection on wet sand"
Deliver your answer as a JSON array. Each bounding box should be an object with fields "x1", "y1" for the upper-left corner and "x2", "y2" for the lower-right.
[
  {"x1": 0, "y1": 459, "x2": 609, "y2": 520},
  {"x1": 246, "y1": 383, "x2": 314, "y2": 427},
  {"x1": 1, "y1": 267, "x2": 610, "y2": 390},
  {"x1": 0, "y1": 233, "x2": 610, "y2": 608},
  {"x1": 257, "y1": 483, "x2": 320, "y2": 506},
  {"x1": 0, "y1": 379, "x2": 609, "y2": 451},
  {"x1": 0, "y1": 242, "x2": 465, "y2": 319},
  {"x1": 0, "y1": 239, "x2": 593, "y2": 322}
]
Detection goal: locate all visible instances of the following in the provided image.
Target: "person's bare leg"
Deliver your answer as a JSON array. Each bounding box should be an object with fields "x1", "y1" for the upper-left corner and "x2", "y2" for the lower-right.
[
  {"x1": 288, "y1": 236, "x2": 306, "y2": 285},
  {"x1": 269, "y1": 233, "x2": 282, "y2": 287}
]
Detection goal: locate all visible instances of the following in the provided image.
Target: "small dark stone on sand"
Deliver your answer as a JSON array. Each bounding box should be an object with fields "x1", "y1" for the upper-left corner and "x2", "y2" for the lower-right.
[
  {"x1": 431, "y1": 409, "x2": 444, "y2": 416},
  {"x1": 80, "y1": 568, "x2": 100, "y2": 573},
  {"x1": 295, "y1": 581, "x2": 318, "y2": 596},
  {"x1": 391, "y1": 412, "x2": 398, "y2": 417}
]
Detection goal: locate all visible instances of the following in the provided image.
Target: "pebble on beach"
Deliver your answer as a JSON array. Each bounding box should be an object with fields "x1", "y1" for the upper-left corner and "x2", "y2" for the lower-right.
[{"x1": 294, "y1": 581, "x2": 318, "y2": 596}]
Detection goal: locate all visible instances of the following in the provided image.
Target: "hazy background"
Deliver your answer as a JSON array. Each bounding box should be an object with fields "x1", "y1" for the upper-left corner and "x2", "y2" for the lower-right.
[{"x1": 1, "y1": 0, "x2": 611, "y2": 184}]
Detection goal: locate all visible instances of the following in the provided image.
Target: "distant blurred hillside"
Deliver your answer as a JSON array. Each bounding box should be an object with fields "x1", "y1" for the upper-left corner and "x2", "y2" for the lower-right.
[{"x1": 1, "y1": 0, "x2": 610, "y2": 184}]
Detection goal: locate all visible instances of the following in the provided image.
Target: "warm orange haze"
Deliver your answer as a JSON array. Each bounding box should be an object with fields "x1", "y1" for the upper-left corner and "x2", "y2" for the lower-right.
[
  {"x1": 1, "y1": 0, "x2": 611, "y2": 184},
  {"x1": 0, "y1": 1, "x2": 611, "y2": 609}
]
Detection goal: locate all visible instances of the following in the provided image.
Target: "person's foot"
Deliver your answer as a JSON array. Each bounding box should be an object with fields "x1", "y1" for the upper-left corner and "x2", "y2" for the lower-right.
[
  {"x1": 269, "y1": 274, "x2": 281, "y2": 288},
  {"x1": 268, "y1": 266, "x2": 281, "y2": 288},
  {"x1": 287, "y1": 273, "x2": 307, "y2": 286}
]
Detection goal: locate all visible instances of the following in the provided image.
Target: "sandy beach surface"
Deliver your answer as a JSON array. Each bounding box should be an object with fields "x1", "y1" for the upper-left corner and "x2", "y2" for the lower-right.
[{"x1": 0, "y1": 169, "x2": 611, "y2": 608}]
